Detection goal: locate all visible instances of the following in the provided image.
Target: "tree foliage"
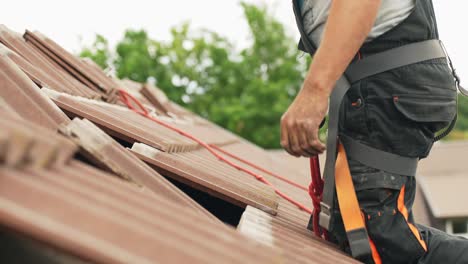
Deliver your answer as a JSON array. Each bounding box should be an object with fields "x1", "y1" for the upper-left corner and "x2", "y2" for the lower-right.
[
  {"x1": 80, "y1": 2, "x2": 309, "y2": 148},
  {"x1": 80, "y1": 34, "x2": 112, "y2": 69},
  {"x1": 80, "y1": 2, "x2": 468, "y2": 147},
  {"x1": 447, "y1": 95, "x2": 468, "y2": 140}
]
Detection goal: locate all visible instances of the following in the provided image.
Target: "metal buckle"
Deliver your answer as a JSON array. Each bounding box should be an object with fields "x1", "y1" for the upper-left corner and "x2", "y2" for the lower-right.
[
  {"x1": 439, "y1": 41, "x2": 467, "y2": 95},
  {"x1": 319, "y1": 202, "x2": 332, "y2": 230},
  {"x1": 453, "y1": 69, "x2": 468, "y2": 96},
  {"x1": 453, "y1": 68, "x2": 461, "y2": 84}
]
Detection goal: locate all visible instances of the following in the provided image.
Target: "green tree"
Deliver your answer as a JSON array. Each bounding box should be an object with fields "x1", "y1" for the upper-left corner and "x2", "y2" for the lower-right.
[
  {"x1": 455, "y1": 95, "x2": 468, "y2": 130},
  {"x1": 447, "y1": 95, "x2": 468, "y2": 140},
  {"x1": 80, "y1": 2, "x2": 310, "y2": 148},
  {"x1": 80, "y1": 34, "x2": 111, "y2": 69},
  {"x1": 80, "y1": 2, "x2": 468, "y2": 146}
]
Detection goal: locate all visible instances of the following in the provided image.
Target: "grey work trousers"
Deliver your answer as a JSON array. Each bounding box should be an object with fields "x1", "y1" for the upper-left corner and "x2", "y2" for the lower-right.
[{"x1": 328, "y1": 59, "x2": 468, "y2": 263}]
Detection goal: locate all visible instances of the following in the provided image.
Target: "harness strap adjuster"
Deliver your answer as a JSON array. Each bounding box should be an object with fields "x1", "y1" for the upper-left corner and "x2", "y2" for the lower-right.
[
  {"x1": 319, "y1": 202, "x2": 332, "y2": 230},
  {"x1": 347, "y1": 228, "x2": 373, "y2": 261}
]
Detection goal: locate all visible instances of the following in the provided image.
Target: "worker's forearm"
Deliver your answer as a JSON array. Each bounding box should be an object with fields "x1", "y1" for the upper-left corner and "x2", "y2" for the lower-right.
[{"x1": 304, "y1": 0, "x2": 382, "y2": 96}]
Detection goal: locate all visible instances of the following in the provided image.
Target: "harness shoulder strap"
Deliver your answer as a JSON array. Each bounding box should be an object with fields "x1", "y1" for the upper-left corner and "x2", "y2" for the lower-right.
[{"x1": 345, "y1": 40, "x2": 446, "y2": 82}]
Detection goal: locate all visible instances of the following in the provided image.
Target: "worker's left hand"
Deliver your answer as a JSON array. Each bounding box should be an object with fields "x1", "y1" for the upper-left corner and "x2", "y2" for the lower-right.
[{"x1": 280, "y1": 83, "x2": 328, "y2": 157}]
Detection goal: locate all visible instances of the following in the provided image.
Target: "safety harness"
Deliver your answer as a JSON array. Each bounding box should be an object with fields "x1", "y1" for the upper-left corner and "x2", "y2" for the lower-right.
[
  {"x1": 292, "y1": 1, "x2": 467, "y2": 262},
  {"x1": 323, "y1": 40, "x2": 464, "y2": 263},
  {"x1": 313, "y1": 40, "x2": 464, "y2": 264}
]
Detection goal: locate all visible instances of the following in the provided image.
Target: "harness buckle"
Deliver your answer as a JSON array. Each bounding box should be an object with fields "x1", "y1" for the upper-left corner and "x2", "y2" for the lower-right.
[
  {"x1": 319, "y1": 202, "x2": 332, "y2": 230},
  {"x1": 453, "y1": 68, "x2": 468, "y2": 96},
  {"x1": 347, "y1": 228, "x2": 373, "y2": 261},
  {"x1": 453, "y1": 68, "x2": 461, "y2": 84}
]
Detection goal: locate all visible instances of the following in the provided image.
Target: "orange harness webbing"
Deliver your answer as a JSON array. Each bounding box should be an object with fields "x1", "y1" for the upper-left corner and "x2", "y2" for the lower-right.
[{"x1": 335, "y1": 143, "x2": 382, "y2": 264}]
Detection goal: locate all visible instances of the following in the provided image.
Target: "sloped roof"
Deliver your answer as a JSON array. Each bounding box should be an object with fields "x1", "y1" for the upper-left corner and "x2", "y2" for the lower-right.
[
  {"x1": 2, "y1": 113, "x2": 277, "y2": 262},
  {"x1": 0, "y1": 25, "x2": 102, "y2": 100},
  {"x1": 417, "y1": 141, "x2": 468, "y2": 219},
  {"x1": 0, "y1": 25, "x2": 357, "y2": 263}
]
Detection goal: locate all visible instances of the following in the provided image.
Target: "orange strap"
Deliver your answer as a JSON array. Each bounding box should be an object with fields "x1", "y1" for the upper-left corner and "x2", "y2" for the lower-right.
[
  {"x1": 397, "y1": 185, "x2": 428, "y2": 251},
  {"x1": 335, "y1": 142, "x2": 382, "y2": 264},
  {"x1": 335, "y1": 143, "x2": 366, "y2": 231},
  {"x1": 369, "y1": 238, "x2": 383, "y2": 264}
]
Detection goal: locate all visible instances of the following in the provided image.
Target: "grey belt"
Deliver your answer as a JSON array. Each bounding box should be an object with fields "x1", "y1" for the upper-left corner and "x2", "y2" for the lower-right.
[{"x1": 319, "y1": 39, "x2": 460, "y2": 260}]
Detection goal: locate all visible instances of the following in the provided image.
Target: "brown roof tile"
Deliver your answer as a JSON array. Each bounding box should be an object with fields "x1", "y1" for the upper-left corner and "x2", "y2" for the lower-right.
[
  {"x1": 0, "y1": 115, "x2": 77, "y2": 168},
  {"x1": 0, "y1": 25, "x2": 359, "y2": 263},
  {"x1": 58, "y1": 117, "x2": 216, "y2": 220},
  {"x1": 132, "y1": 144, "x2": 279, "y2": 215},
  {"x1": 24, "y1": 30, "x2": 119, "y2": 101},
  {"x1": 140, "y1": 83, "x2": 171, "y2": 114},
  {"x1": 239, "y1": 205, "x2": 359, "y2": 264},
  {"x1": 0, "y1": 165, "x2": 278, "y2": 263},
  {"x1": 0, "y1": 53, "x2": 69, "y2": 128},
  {"x1": 45, "y1": 89, "x2": 237, "y2": 151},
  {"x1": 0, "y1": 26, "x2": 100, "y2": 99}
]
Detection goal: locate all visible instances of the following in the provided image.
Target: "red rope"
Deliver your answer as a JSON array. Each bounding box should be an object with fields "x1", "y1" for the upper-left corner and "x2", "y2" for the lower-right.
[
  {"x1": 209, "y1": 144, "x2": 309, "y2": 192},
  {"x1": 118, "y1": 89, "x2": 313, "y2": 214},
  {"x1": 308, "y1": 156, "x2": 328, "y2": 239}
]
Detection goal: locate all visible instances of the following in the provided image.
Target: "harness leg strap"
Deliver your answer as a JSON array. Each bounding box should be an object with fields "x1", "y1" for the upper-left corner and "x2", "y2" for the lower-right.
[
  {"x1": 335, "y1": 143, "x2": 381, "y2": 263},
  {"x1": 340, "y1": 134, "x2": 419, "y2": 176}
]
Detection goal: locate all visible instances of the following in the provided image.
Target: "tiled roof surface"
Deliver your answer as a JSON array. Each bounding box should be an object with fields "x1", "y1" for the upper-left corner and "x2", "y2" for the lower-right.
[
  {"x1": 0, "y1": 25, "x2": 357, "y2": 263},
  {"x1": 24, "y1": 30, "x2": 119, "y2": 101},
  {"x1": 0, "y1": 26, "x2": 102, "y2": 100},
  {"x1": 0, "y1": 53, "x2": 69, "y2": 129},
  {"x1": 0, "y1": 164, "x2": 278, "y2": 263}
]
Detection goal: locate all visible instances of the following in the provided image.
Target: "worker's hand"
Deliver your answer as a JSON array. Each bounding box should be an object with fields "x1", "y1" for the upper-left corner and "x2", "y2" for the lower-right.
[
  {"x1": 280, "y1": 82, "x2": 328, "y2": 157},
  {"x1": 280, "y1": 0, "x2": 381, "y2": 157}
]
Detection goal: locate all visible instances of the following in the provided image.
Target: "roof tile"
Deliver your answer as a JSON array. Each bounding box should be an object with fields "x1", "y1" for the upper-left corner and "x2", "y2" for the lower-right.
[{"x1": 0, "y1": 25, "x2": 357, "y2": 263}]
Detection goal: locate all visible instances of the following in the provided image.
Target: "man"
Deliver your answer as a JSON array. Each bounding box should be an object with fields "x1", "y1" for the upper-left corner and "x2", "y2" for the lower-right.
[{"x1": 281, "y1": 0, "x2": 468, "y2": 263}]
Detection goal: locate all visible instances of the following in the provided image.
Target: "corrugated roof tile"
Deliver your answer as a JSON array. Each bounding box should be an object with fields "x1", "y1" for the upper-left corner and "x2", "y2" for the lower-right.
[
  {"x1": 58, "y1": 117, "x2": 216, "y2": 220},
  {"x1": 24, "y1": 30, "x2": 119, "y2": 101},
  {"x1": 133, "y1": 143, "x2": 280, "y2": 215},
  {"x1": 0, "y1": 53, "x2": 69, "y2": 128},
  {"x1": 0, "y1": 26, "x2": 101, "y2": 99},
  {"x1": 0, "y1": 25, "x2": 358, "y2": 263},
  {"x1": 0, "y1": 166, "x2": 279, "y2": 263}
]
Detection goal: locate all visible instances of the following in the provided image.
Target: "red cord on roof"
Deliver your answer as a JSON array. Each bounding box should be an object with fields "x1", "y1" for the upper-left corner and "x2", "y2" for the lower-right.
[
  {"x1": 118, "y1": 89, "x2": 313, "y2": 215},
  {"x1": 208, "y1": 144, "x2": 309, "y2": 192}
]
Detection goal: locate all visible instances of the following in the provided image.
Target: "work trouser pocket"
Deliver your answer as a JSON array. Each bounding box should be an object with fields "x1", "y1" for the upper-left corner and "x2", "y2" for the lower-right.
[
  {"x1": 391, "y1": 92, "x2": 457, "y2": 157},
  {"x1": 392, "y1": 93, "x2": 457, "y2": 134},
  {"x1": 364, "y1": 90, "x2": 457, "y2": 158},
  {"x1": 343, "y1": 59, "x2": 459, "y2": 158}
]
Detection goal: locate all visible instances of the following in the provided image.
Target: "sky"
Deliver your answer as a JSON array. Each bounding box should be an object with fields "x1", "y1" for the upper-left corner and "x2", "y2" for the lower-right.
[{"x1": 1, "y1": 0, "x2": 467, "y2": 81}]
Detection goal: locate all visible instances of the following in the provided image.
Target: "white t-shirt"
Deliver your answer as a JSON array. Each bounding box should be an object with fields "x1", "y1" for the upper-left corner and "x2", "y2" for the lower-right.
[{"x1": 301, "y1": 0, "x2": 416, "y2": 46}]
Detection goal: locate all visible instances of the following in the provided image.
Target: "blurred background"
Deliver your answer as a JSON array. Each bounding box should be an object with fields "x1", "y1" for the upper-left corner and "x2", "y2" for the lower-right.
[{"x1": 2, "y1": 0, "x2": 467, "y2": 148}]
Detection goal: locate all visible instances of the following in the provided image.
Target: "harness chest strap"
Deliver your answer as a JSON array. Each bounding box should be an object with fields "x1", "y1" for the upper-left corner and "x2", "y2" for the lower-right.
[{"x1": 320, "y1": 39, "x2": 452, "y2": 261}]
